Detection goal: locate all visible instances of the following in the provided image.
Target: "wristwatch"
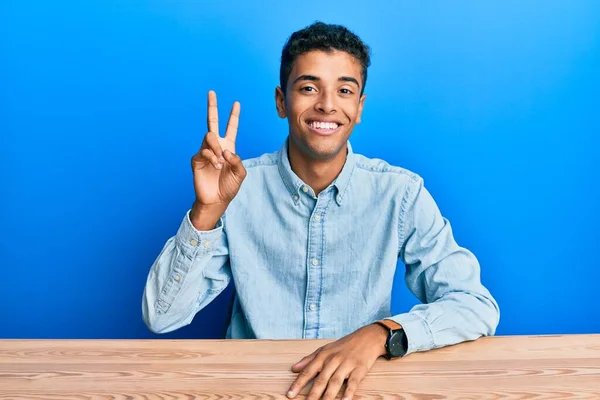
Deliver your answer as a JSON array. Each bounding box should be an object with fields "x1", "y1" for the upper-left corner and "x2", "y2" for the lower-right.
[{"x1": 375, "y1": 319, "x2": 408, "y2": 359}]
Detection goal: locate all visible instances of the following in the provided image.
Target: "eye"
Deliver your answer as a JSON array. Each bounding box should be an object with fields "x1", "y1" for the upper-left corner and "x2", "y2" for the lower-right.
[
  {"x1": 300, "y1": 86, "x2": 316, "y2": 92},
  {"x1": 340, "y1": 88, "x2": 353, "y2": 95}
]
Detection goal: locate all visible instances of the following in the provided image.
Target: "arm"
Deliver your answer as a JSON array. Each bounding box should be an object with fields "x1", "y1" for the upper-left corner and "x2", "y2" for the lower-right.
[
  {"x1": 389, "y1": 177, "x2": 500, "y2": 354},
  {"x1": 142, "y1": 90, "x2": 246, "y2": 334},
  {"x1": 286, "y1": 177, "x2": 500, "y2": 400},
  {"x1": 141, "y1": 210, "x2": 230, "y2": 334}
]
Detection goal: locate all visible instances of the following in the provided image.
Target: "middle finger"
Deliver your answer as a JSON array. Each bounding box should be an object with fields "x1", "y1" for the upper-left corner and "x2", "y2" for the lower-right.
[
  {"x1": 322, "y1": 363, "x2": 354, "y2": 400},
  {"x1": 305, "y1": 358, "x2": 342, "y2": 400}
]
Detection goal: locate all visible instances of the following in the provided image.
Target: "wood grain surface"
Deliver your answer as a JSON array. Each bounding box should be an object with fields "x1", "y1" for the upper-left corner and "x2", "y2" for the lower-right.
[{"x1": 1, "y1": 335, "x2": 599, "y2": 399}]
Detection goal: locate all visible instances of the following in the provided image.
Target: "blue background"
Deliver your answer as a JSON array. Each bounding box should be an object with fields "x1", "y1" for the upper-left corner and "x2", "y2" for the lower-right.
[{"x1": 1, "y1": 1, "x2": 599, "y2": 339}]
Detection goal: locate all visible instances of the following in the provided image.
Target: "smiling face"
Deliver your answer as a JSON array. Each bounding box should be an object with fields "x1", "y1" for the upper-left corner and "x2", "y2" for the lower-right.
[{"x1": 276, "y1": 50, "x2": 366, "y2": 161}]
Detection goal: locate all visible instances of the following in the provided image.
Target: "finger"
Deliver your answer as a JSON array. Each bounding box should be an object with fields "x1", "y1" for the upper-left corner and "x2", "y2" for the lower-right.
[
  {"x1": 305, "y1": 356, "x2": 343, "y2": 400},
  {"x1": 321, "y1": 362, "x2": 354, "y2": 400},
  {"x1": 222, "y1": 150, "x2": 246, "y2": 179},
  {"x1": 204, "y1": 131, "x2": 224, "y2": 160},
  {"x1": 224, "y1": 101, "x2": 240, "y2": 143},
  {"x1": 341, "y1": 367, "x2": 368, "y2": 400},
  {"x1": 287, "y1": 355, "x2": 324, "y2": 398},
  {"x1": 207, "y1": 90, "x2": 219, "y2": 135},
  {"x1": 292, "y1": 350, "x2": 319, "y2": 373},
  {"x1": 199, "y1": 148, "x2": 222, "y2": 170}
]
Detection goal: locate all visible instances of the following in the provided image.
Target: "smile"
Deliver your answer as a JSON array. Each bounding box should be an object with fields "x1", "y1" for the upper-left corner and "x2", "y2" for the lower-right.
[{"x1": 307, "y1": 120, "x2": 342, "y2": 136}]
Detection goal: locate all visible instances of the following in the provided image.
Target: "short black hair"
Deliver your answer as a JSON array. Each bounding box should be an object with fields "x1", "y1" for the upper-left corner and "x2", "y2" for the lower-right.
[{"x1": 279, "y1": 21, "x2": 371, "y2": 96}]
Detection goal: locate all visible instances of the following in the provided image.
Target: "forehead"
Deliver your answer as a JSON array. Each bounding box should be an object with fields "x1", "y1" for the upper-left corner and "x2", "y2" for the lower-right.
[{"x1": 290, "y1": 50, "x2": 362, "y2": 83}]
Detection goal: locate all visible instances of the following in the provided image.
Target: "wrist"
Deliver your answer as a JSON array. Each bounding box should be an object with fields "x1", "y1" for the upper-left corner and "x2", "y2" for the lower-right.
[
  {"x1": 370, "y1": 323, "x2": 390, "y2": 357},
  {"x1": 190, "y1": 201, "x2": 227, "y2": 231}
]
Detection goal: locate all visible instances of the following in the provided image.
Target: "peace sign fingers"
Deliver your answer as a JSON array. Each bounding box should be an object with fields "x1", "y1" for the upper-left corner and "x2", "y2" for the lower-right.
[
  {"x1": 225, "y1": 101, "x2": 240, "y2": 144},
  {"x1": 207, "y1": 90, "x2": 219, "y2": 135}
]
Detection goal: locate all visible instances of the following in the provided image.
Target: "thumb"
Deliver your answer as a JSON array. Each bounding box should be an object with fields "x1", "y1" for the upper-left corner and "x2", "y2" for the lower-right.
[{"x1": 223, "y1": 150, "x2": 246, "y2": 180}]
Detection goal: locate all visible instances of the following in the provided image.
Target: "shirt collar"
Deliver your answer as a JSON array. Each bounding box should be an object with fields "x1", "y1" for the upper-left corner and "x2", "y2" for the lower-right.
[{"x1": 277, "y1": 136, "x2": 356, "y2": 206}]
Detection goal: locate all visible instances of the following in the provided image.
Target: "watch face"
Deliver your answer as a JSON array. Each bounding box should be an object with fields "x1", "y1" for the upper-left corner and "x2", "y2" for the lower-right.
[{"x1": 389, "y1": 330, "x2": 408, "y2": 357}]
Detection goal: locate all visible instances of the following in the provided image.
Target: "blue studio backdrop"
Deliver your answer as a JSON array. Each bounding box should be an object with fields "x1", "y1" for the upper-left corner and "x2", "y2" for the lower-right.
[{"x1": 1, "y1": 1, "x2": 599, "y2": 339}]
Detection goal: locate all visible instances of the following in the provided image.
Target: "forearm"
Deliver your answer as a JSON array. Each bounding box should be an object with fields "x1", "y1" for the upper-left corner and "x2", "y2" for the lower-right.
[
  {"x1": 397, "y1": 178, "x2": 500, "y2": 355},
  {"x1": 142, "y1": 211, "x2": 231, "y2": 334},
  {"x1": 388, "y1": 286, "x2": 499, "y2": 355}
]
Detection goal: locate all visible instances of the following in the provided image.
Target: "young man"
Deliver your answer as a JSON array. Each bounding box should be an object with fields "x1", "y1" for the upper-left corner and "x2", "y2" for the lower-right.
[{"x1": 142, "y1": 22, "x2": 499, "y2": 400}]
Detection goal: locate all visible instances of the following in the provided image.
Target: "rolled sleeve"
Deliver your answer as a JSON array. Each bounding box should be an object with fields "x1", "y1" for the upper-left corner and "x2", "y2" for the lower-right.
[{"x1": 388, "y1": 312, "x2": 434, "y2": 355}]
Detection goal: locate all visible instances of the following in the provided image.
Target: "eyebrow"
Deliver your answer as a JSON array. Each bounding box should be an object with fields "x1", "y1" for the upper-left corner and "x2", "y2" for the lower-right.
[{"x1": 293, "y1": 74, "x2": 361, "y2": 88}]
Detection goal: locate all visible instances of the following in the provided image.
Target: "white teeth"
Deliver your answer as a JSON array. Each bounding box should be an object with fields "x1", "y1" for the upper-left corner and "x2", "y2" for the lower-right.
[{"x1": 310, "y1": 121, "x2": 339, "y2": 130}]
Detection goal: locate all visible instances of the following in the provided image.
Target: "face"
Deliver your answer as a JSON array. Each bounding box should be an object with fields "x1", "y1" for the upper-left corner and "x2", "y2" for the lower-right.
[{"x1": 276, "y1": 50, "x2": 366, "y2": 161}]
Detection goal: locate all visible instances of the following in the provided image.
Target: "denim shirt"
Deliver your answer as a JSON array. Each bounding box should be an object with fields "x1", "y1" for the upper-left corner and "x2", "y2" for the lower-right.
[{"x1": 142, "y1": 138, "x2": 500, "y2": 355}]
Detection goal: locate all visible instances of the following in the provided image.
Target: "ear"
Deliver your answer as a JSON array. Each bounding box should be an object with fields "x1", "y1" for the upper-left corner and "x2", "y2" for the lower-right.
[
  {"x1": 355, "y1": 93, "x2": 366, "y2": 124},
  {"x1": 275, "y1": 87, "x2": 287, "y2": 119}
]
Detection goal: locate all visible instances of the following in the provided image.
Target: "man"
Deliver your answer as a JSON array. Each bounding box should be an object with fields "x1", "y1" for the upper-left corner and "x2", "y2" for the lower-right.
[{"x1": 142, "y1": 21, "x2": 499, "y2": 400}]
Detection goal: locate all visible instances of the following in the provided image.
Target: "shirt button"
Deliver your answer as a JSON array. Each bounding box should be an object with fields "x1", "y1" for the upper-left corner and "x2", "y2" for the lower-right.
[
  {"x1": 190, "y1": 239, "x2": 198, "y2": 247},
  {"x1": 203, "y1": 241, "x2": 211, "y2": 248},
  {"x1": 309, "y1": 304, "x2": 317, "y2": 311},
  {"x1": 293, "y1": 194, "x2": 299, "y2": 201},
  {"x1": 314, "y1": 215, "x2": 321, "y2": 222},
  {"x1": 302, "y1": 186, "x2": 309, "y2": 193},
  {"x1": 173, "y1": 274, "x2": 181, "y2": 281},
  {"x1": 312, "y1": 259, "x2": 319, "y2": 266},
  {"x1": 337, "y1": 195, "x2": 342, "y2": 202}
]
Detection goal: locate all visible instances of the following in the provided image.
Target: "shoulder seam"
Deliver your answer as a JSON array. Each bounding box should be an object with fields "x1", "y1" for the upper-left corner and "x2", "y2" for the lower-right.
[
  {"x1": 243, "y1": 158, "x2": 278, "y2": 169},
  {"x1": 354, "y1": 162, "x2": 420, "y2": 182}
]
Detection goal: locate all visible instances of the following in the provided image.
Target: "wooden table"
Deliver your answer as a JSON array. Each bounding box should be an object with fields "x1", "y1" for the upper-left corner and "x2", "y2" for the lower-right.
[{"x1": 1, "y1": 335, "x2": 599, "y2": 399}]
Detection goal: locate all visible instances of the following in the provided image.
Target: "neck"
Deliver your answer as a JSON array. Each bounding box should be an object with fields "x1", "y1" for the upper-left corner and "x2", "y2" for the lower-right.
[{"x1": 287, "y1": 138, "x2": 347, "y2": 196}]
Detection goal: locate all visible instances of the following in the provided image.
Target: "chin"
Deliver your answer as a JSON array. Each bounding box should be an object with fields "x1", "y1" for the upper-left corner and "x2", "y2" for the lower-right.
[
  {"x1": 303, "y1": 139, "x2": 345, "y2": 161},
  {"x1": 289, "y1": 127, "x2": 349, "y2": 161}
]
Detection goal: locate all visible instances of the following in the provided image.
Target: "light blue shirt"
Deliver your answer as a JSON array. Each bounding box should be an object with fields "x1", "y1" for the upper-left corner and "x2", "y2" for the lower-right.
[{"x1": 142, "y1": 138, "x2": 500, "y2": 355}]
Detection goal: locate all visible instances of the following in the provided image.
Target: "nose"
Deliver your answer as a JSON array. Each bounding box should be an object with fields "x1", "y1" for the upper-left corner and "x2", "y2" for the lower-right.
[{"x1": 315, "y1": 91, "x2": 337, "y2": 114}]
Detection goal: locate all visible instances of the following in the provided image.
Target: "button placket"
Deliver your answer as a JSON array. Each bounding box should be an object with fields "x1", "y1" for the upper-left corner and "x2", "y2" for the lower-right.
[{"x1": 303, "y1": 192, "x2": 332, "y2": 339}]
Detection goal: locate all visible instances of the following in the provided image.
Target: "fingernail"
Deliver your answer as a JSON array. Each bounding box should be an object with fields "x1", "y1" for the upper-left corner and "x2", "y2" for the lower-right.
[
  {"x1": 219, "y1": 156, "x2": 226, "y2": 162},
  {"x1": 287, "y1": 390, "x2": 295, "y2": 398},
  {"x1": 216, "y1": 163, "x2": 222, "y2": 169}
]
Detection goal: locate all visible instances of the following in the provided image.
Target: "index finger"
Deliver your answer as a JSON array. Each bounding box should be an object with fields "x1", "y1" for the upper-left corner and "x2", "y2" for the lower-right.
[
  {"x1": 207, "y1": 90, "x2": 219, "y2": 135},
  {"x1": 224, "y1": 101, "x2": 240, "y2": 143},
  {"x1": 288, "y1": 354, "x2": 322, "y2": 398}
]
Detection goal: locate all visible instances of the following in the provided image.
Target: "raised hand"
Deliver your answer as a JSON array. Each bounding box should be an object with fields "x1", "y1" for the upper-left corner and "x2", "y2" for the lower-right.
[{"x1": 190, "y1": 91, "x2": 246, "y2": 230}]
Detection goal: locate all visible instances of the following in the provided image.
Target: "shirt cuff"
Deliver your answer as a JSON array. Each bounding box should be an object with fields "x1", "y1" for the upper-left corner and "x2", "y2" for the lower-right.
[
  {"x1": 175, "y1": 210, "x2": 226, "y2": 258},
  {"x1": 388, "y1": 312, "x2": 435, "y2": 355}
]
